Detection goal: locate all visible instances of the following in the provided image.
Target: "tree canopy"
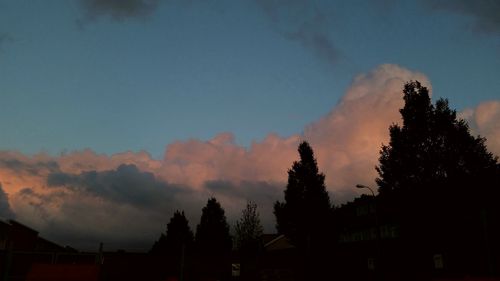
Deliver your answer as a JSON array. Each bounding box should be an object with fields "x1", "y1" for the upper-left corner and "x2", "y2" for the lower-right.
[
  {"x1": 375, "y1": 81, "x2": 500, "y2": 273},
  {"x1": 376, "y1": 81, "x2": 498, "y2": 201},
  {"x1": 234, "y1": 200, "x2": 263, "y2": 254},
  {"x1": 234, "y1": 201, "x2": 263, "y2": 281},
  {"x1": 274, "y1": 141, "x2": 332, "y2": 251}
]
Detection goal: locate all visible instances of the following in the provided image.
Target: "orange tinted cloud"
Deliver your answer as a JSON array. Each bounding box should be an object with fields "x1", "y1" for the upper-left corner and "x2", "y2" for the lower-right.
[
  {"x1": 161, "y1": 133, "x2": 299, "y2": 188},
  {"x1": 303, "y1": 64, "x2": 430, "y2": 198},
  {"x1": 460, "y1": 101, "x2": 500, "y2": 156},
  {"x1": 1, "y1": 64, "x2": 497, "y2": 250}
]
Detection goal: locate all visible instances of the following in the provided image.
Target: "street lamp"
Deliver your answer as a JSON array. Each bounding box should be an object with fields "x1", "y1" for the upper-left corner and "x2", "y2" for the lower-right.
[
  {"x1": 356, "y1": 184, "x2": 382, "y2": 277},
  {"x1": 356, "y1": 184, "x2": 375, "y2": 197}
]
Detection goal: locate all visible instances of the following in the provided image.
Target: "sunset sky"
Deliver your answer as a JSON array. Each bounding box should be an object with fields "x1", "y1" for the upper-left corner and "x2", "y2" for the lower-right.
[{"x1": 0, "y1": 0, "x2": 499, "y2": 250}]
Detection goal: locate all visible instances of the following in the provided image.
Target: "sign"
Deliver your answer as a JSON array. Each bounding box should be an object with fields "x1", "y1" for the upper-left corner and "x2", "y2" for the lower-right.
[{"x1": 232, "y1": 263, "x2": 241, "y2": 277}]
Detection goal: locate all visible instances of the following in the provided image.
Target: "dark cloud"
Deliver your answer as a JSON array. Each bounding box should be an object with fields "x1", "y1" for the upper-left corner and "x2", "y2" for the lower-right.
[
  {"x1": 36, "y1": 164, "x2": 198, "y2": 250},
  {"x1": 17, "y1": 185, "x2": 170, "y2": 251},
  {"x1": 285, "y1": 28, "x2": 338, "y2": 65},
  {"x1": 18, "y1": 187, "x2": 54, "y2": 221},
  {"x1": 425, "y1": 0, "x2": 500, "y2": 34},
  {"x1": 0, "y1": 158, "x2": 59, "y2": 175},
  {"x1": 254, "y1": 0, "x2": 339, "y2": 65},
  {"x1": 0, "y1": 33, "x2": 14, "y2": 50},
  {"x1": 0, "y1": 33, "x2": 13, "y2": 41},
  {"x1": 79, "y1": 0, "x2": 160, "y2": 22},
  {"x1": 47, "y1": 164, "x2": 182, "y2": 209},
  {"x1": 0, "y1": 183, "x2": 14, "y2": 219}
]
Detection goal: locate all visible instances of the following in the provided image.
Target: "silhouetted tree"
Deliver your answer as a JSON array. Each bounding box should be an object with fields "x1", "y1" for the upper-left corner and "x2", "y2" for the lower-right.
[
  {"x1": 234, "y1": 200, "x2": 263, "y2": 253},
  {"x1": 376, "y1": 81, "x2": 500, "y2": 275},
  {"x1": 166, "y1": 211, "x2": 194, "y2": 253},
  {"x1": 150, "y1": 211, "x2": 194, "y2": 280},
  {"x1": 377, "y1": 81, "x2": 498, "y2": 196},
  {"x1": 151, "y1": 210, "x2": 193, "y2": 255},
  {"x1": 150, "y1": 234, "x2": 166, "y2": 255},
  {"x1": 194, "y1": 197, "x2": 232, "y2": 280},
  {"x1": 195, "y1": 197, "x2": 232, "y2": 253},
  {"x1": 275, "y1": 141, "x2": 332, "y2": 250},
  {"x1": 234, "y1": 200, "x2": 263, "y2": 281},
  {"x1": 274, "y1": 141, "x2": 333, "y2": 280}
]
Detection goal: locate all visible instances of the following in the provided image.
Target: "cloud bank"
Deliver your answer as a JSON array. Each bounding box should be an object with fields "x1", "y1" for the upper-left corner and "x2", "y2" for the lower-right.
[{"x1": 0, "y1": 64, "x2": 498, "y2": 250}]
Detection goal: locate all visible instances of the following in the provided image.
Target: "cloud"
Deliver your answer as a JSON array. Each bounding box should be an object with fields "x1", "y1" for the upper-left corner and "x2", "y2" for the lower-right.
[
  {"x1": 1, "y1": 64, "x2": 498, "y2": 250},
  {"x1": 0, "y1": 158, "x2": 59, "y2": 176},
  {"x1": 79, "y1": 0, "x2": 160, "y2": 23},
  {"x1": 0, "y1": 151, "x2": 187, "y2": 250},
  {"x1": 156, "y1": 64, "x2": 431, "y2": 202},
  {"x1": 460, "y1": 101, "x2": 500, "y2": 156},
  {"x1": 46, "y1": 164, "x2": 183, "y2": 208},
  {"x1": 425, "y1": 0, "x2": 500, "y2": 34},
  {"x1": 15, "y1": 185, "x2": 177, "y2": 250},
  {"x1": 0, "y1": 64, "x2": 431, "y2": 249},
  {"x1": 254, "y1": 0, "x2": 338, "y2": 64},
  {"x1": 13, "y1": 164, "x2": 196, "y2": 250},
  {"x1": 160, "y1": 132, "x2": 299, "y2": 188},
  {"x1": 303, "y1": 64, "x2": 431, "y2": 194}
]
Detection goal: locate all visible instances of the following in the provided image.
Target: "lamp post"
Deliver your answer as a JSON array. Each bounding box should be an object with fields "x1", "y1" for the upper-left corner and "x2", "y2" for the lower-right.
[
  {"x1": 356, "y1": 184, "x2": 375, "y2": 197},
  {"x1": 356, "y1": 184, "x2": 382, "y2": 278}
]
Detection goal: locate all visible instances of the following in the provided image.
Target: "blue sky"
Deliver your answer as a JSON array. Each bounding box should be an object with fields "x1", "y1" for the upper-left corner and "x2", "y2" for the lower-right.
[
  {"x1": 0, "y1": 0, "x2": 498, "y2": 157},
  {"x1": 0, "y1": 0, "x2": 499, "y2": 249}
]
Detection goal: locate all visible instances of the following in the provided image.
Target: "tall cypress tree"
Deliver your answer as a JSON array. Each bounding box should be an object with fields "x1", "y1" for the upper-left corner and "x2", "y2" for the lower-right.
[
  {"x1": 194, "y1": 197, "x2": 232, "y2": 280},
  {"x1": 165, "y1": 211, "x2": 194, "y2": 253},
  {"x1": 195, "y1": 197, "x2": 232, "y2": 254},
  {"x1": 151, "y1": 210, "x2": 193, "y2": 255}
]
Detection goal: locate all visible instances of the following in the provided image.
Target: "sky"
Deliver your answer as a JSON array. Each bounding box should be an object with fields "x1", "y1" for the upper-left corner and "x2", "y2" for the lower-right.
[{"x1": 0, "y1": 0, "x2": 499, "y2": 251}]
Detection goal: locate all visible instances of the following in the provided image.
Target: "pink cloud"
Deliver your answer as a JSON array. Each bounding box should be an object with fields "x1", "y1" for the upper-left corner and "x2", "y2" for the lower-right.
[
  {"x1": 460, "y1": 101, "x2": 500, "y2": 157},
  {"x1": 0, "y1": 64, "x2": 497, "y2": 250},
  {"x1": 161, "y1": 133, "x2": 299, "y2": 188},
  {"x1": 157, "y1": 65, "x2": 431, "y2": 198},
  {"x1": 304, "y1": 64, "x2": 430, "y2": 197}
]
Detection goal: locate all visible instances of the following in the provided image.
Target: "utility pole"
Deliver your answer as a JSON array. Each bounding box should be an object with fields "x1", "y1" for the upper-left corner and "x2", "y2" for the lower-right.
[
  {"x1": 179, "y1": 242, "x2": 185, "y2": 281},
  {"x1": 356, "y1": 184, "x2": 382, "y2": 280}
]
